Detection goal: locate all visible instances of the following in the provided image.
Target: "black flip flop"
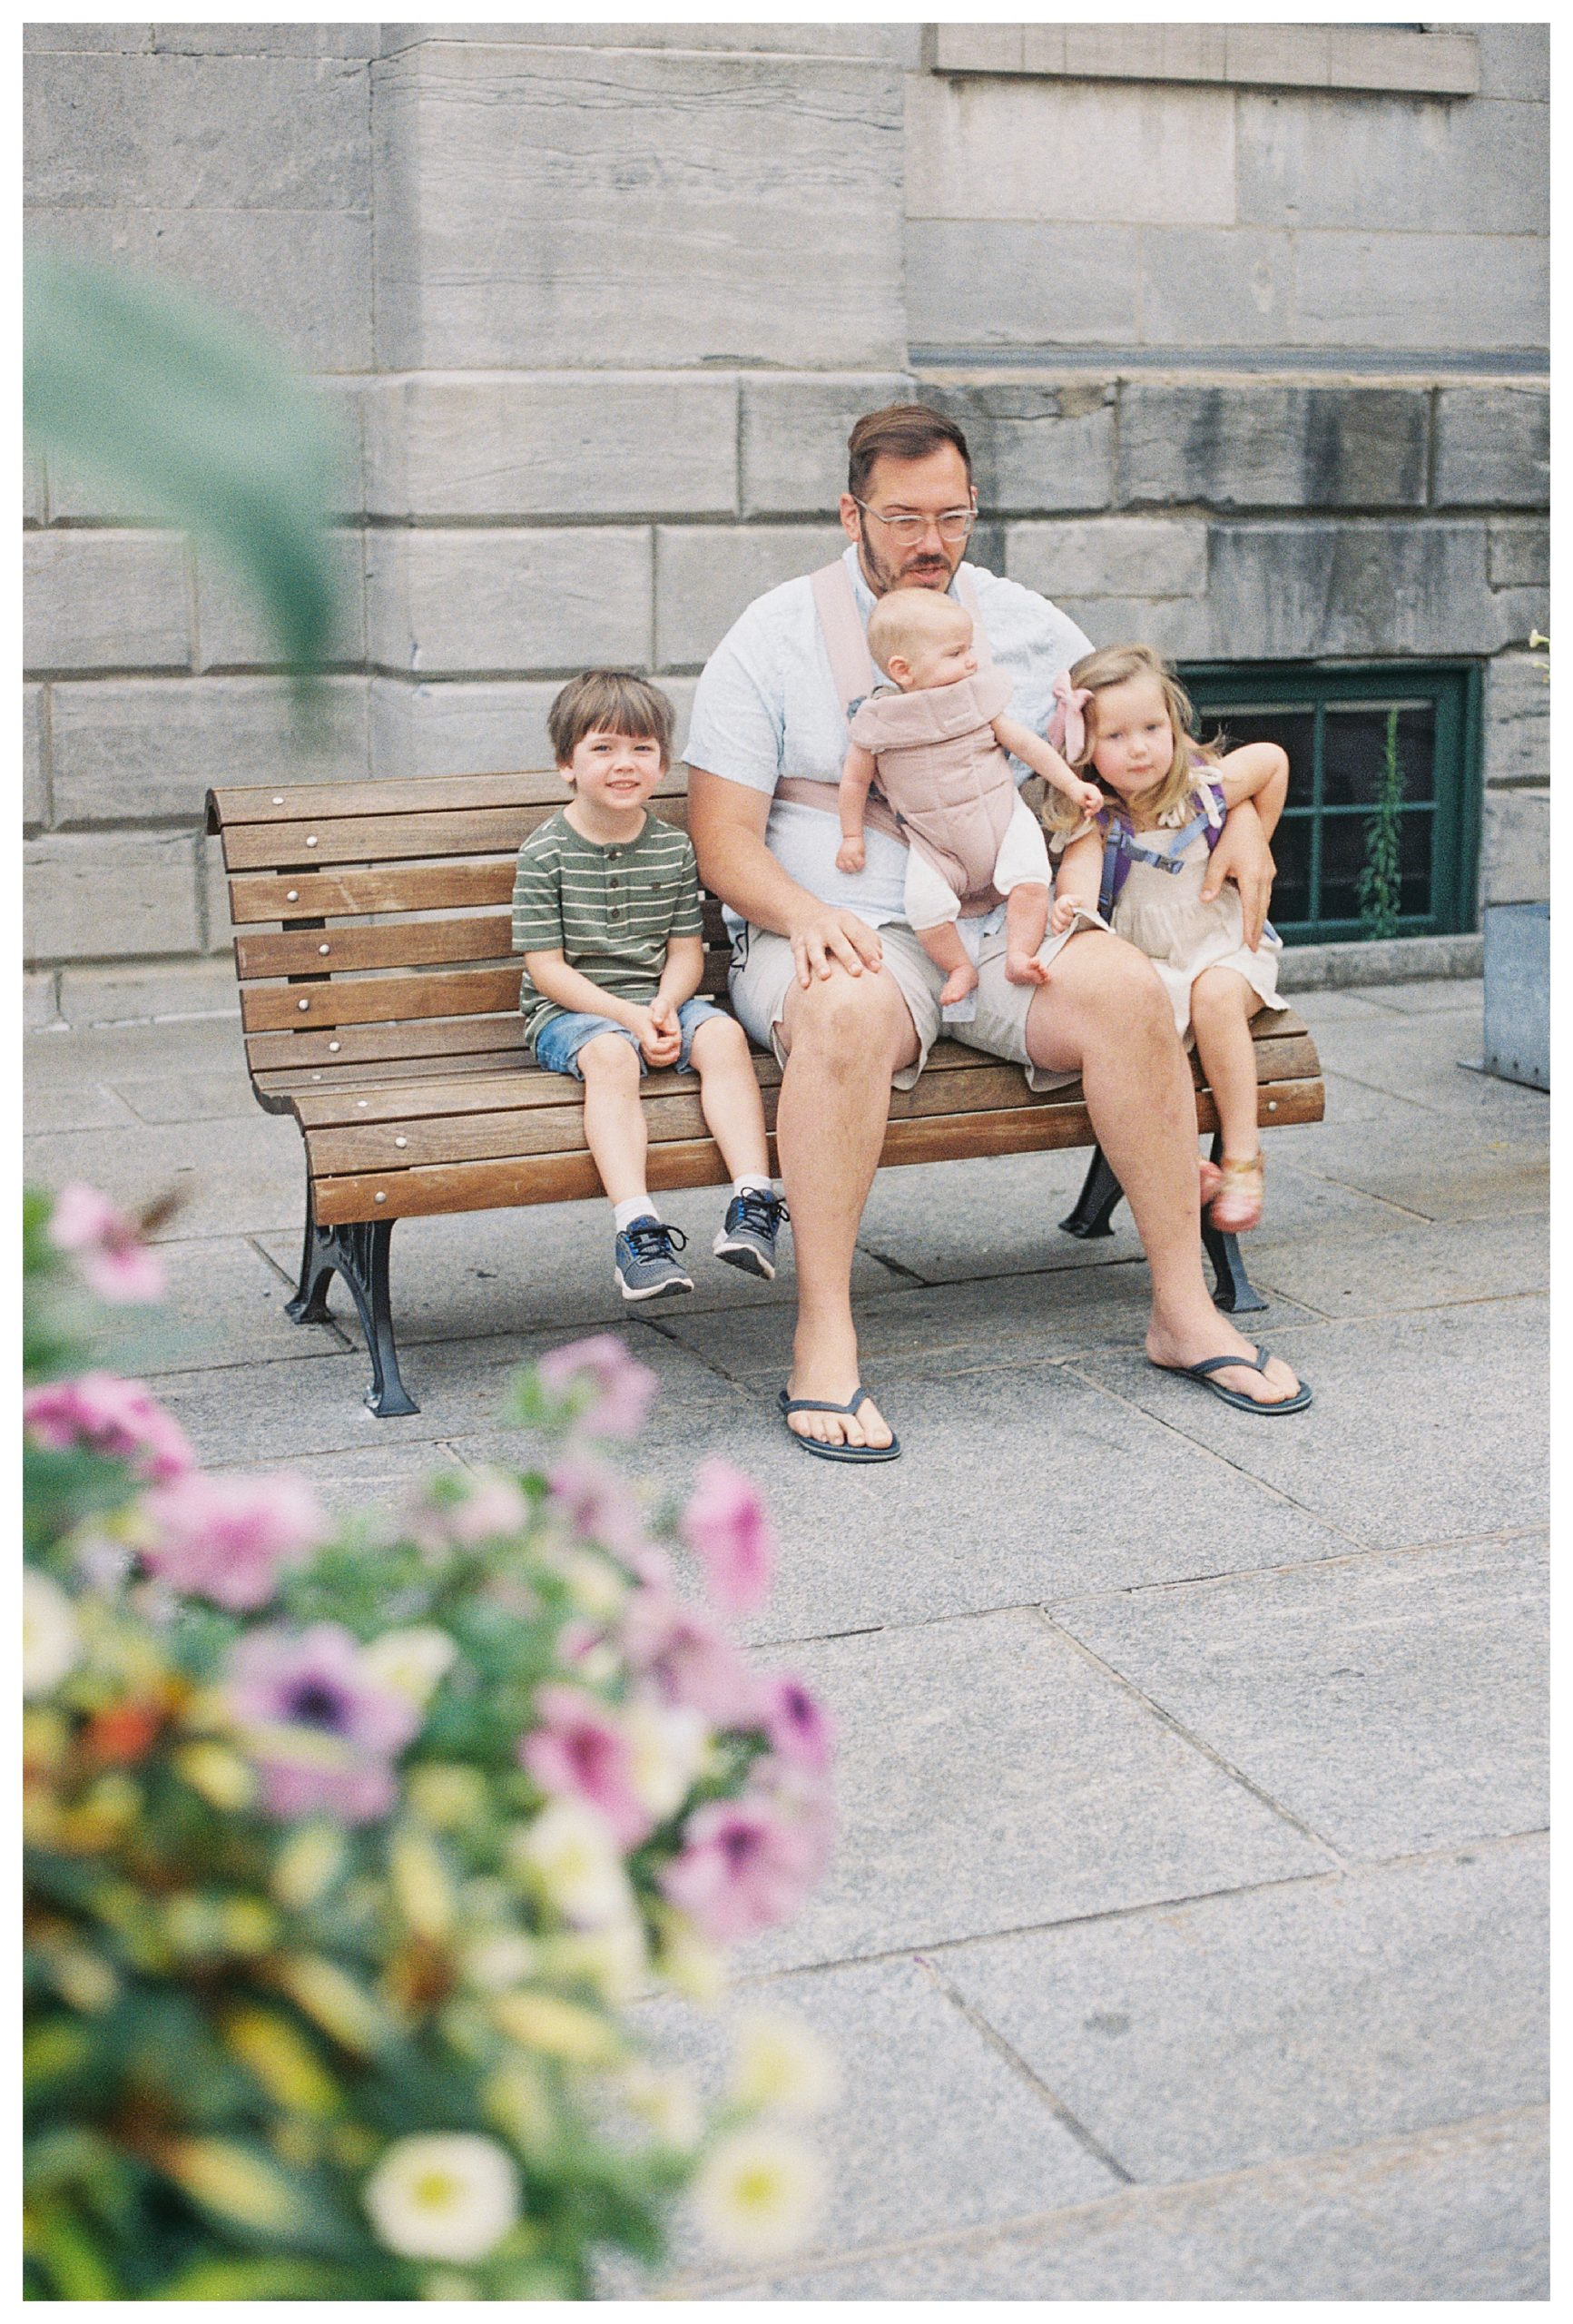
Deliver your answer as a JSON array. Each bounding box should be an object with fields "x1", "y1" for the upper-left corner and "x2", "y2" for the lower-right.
[
  {"x1": 778, "y1": 1387, "x2": 901, "y2": 1462},
  {"x1": 1152, "y1": 1344, "x2": 1312, "y2": 1416}
]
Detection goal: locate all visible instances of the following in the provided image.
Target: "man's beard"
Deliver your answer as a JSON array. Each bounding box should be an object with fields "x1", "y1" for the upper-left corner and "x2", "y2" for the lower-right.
[{"x1": 856, "y1": 530, "x2": 963, "y2": 599}]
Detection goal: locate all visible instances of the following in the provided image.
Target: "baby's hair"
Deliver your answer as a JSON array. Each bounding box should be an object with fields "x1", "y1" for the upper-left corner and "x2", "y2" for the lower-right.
[
  {"x1": 1047, "y1": 643, "x2": 1224, "y2": 831},
  {"x1": 547, "y1": 671, "x2": 675, "y2": 770},
  {"x1": 866, "y1": 587, "x2": 972, "y2": 677}
]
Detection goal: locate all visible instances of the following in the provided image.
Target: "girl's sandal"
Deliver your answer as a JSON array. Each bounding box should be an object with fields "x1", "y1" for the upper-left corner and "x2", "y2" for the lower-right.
[
  {"x1": 1209, "y1": 1154, "x2": 1264, "y2": 1234},
  {"x1": 1198, "y1": 1157, "x2": 1224, "y2": 1208}
]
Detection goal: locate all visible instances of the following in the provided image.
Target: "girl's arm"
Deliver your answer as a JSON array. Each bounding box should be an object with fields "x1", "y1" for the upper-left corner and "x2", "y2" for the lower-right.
[
  {"x1": 1214, "y1": 741, "x2": 1288, "y2": 823},
  {"x1": 1049, "y1": 827, "x2": 1104, "y2": 932},
  {"x1": 835, "y1": 742, "x2": 878, "y2": 873},
  {"x1": 993, "y1": 714, "x2": 1104, "y2": 813}
]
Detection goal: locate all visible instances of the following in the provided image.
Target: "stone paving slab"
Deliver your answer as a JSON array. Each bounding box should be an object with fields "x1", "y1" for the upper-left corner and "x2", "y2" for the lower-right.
[
  {"x1": 111, "y1": 1066, "x2": 262, "y2": 1125},
  {"x1": 716, "y1": 2108, "x2": 1548, "y2": 2299},
  {"x1": 1072, "y1": 1297, "x2": 1548, "y2": 1551},
  {"x1": 23, "y1": 1114, "x2": 304, "y2": 1239},
  {"x1": 939, "y1": 1839, "x2": 1548, "y2": 2186},
  {"x1": 1051, "y1": 1537, "x2": 1548, "y2": 1859},
  {"x1": 1270, "y1": 1107, "x2": 1549, "y2": 1221},
  {"x1": 25, "y1": 1018, "x2": 248, "y2": 1088},
  {"x1": 464, "y1": 1344, "x2": 1357, "y2": 1646},
  {"x1": 625, "y1": 1956, "x2": 1117, "y2": 2287},
  {"x1": 1351, "y1": 978, "x2": 1489, "y2": 1016},
  {"x1": 1310, "y1": 1008, "x2": 1550, "y2": 1126},
  {"x1": 111, "y1": 1235, "x2": 351, "y2": 1378},
  {"x1": 849, "y1": 1146, "x2": 1131, "y2": 1286},
  {"x1": 733, "y1": 1610, "x2": 1329, "y2": 1976},
  {"x1": 22, "y1": 1082, "x2": 143, "y2": 1134},
  {"x1": 1248, "y1": 1201, "x2": 1548, "y2": 1322},
  {"x1": 221, "y1": 1434, "x2": 479, "y2": 1521}
]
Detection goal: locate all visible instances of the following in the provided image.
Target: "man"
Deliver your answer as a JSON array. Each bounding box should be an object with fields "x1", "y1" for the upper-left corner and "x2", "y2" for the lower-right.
[{"x1": 684, "y1": 405, "x2": 1305, "y2": 1456}]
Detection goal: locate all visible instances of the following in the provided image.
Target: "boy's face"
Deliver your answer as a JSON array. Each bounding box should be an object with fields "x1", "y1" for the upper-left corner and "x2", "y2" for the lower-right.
[{"x1": 560, "y1": 725, "x2": 666, "y2": 812}]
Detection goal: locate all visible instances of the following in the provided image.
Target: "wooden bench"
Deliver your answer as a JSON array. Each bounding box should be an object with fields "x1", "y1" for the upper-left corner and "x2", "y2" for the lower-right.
[{"x1": 205, "y1": 770, "x2": 1326, "y2": 1417}]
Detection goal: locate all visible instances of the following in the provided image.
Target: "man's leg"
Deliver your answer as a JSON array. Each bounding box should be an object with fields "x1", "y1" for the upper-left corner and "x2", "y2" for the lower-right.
[
  {"x1": 1023, "y1": 931, "x2": 1303, "y2": 1405},
  {"x1": 775, "y1": 966, "x2": 919, "y2": 1450}
]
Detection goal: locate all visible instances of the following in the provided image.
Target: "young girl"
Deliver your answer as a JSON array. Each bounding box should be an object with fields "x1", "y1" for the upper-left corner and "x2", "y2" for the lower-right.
[{"x1": 1047, "y1": 645, "x2": 1289, "y2": 1233}]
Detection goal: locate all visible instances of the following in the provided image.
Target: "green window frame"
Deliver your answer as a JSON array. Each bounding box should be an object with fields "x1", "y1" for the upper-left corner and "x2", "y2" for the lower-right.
[{"x1": 1178, "y1": 662, "x2": 1482, "y2": 947}]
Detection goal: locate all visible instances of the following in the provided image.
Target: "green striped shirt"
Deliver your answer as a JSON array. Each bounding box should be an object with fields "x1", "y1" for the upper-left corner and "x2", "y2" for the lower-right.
[{"x1": 511, "y1": 807, "x2": 704, "y2": 1043}]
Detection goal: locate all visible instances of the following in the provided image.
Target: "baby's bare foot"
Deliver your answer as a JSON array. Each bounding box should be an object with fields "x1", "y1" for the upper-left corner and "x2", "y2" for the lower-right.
[
  {"x1": 1006, "y1": 950, "x2": 1051, "y2": 985},
  {"x1": 939, "y1": 961, "x2": 979, "y2": 1007}
]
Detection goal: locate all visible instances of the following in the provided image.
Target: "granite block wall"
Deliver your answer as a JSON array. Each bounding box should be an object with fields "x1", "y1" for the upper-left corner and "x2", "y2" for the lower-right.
[{"x1": 23, "y1": 21, "x2": 1549, "y2": 1008}]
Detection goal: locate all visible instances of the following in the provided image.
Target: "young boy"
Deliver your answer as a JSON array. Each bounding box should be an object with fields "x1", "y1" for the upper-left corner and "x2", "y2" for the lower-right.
[{"x1": 513, "y1": 671, "x2": 786, "y2": 1302}]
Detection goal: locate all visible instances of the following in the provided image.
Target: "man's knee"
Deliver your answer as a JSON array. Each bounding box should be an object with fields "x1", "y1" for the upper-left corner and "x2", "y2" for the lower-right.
[{"x1": 784, "y1": 966, "x2": 914, "y2": 1071}]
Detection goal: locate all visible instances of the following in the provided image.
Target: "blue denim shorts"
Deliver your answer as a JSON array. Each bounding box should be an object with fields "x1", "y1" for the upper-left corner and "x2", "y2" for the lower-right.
[{"x1": 532, "y1": 996, "x2": 729, "y2": 1079}]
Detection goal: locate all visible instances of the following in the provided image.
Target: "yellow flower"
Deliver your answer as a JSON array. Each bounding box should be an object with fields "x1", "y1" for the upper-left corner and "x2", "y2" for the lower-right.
[
  {"x1": 653, "y1": 1915, "x2": 727, "y2": 2005},
  {"x1": 544, "y1": 1918, "x2": 648, "y2": 2006},
  {"x1": 407, "y1": 1764, "x2": 489, "y2": 1831},
  {"x1": 225, "y1": 2006, "x2": 339, "y2": 2115},
  {"x1": 363, "y1": 1627, "x2": 457, "y2": 1707},
  {"x1": 161, "y1": 2138, "x2": 307, "y2": 2234},
  {"x1": 559, "y1": 1549, "x2": 627, "y2": 1623},
  {"x1": 622, "y1": 2059, "x2": 703, "y2": 2152},
  {"x1": 390, "y1": 1827, "x2": 455, "y2": 1942},
  {"x1": 482, "y1": 2060, "x2": 555, "y2": 2155},
  {"x1": 508, "y1": 1799, "x2": 634, "y2": 1928},
  {"x1": 731, "y1": 2009, "x2": 840, "y2": 2119},
  {"x1": 624, "y1": 1699, "x2": 706, "y2": 1823},
  {"x1": 492, "y1": 1990, "x2": 622, "y2": 2066},
  {"x1": 176, "y1": 1742, "x2": 256, "y2": 1812},
  {"x1": 364, "y1": 2133, "x2": 519, "y2": 2264},
  {"x1": 270, "y1": 1823, "x2": 345, "y2": 1911},
  {"x1": 269, "y1": 1955, "x2": 390, "y2": 2058},
  {"x1": 50, "y1": 1945, "x2": 119, "y2": 2015},
  {"x1": 464, "y1": 1933, "x2": 540, "y2": 1994},
  {"x1": 691, "y1": 2125, "x2": 825, "y2": 2260}
]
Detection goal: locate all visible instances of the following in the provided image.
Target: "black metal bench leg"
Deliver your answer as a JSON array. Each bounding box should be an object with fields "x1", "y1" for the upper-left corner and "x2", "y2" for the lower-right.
[
  {"x1": 285, "y1": 1182, "x2": 419, "y2": 1417},
  {"x1": 1201, "y1": 1129, "x2": 1267, "y2": 1315},
  {"x1": 1059, "y1": 1145, "x2": 1125, "y2": 1239}
]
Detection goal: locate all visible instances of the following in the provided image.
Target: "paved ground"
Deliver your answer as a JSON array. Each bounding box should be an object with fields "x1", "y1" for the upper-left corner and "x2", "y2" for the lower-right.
[{"x1": 25, "y1": 977, "x2": 1548, "y2": 2299}]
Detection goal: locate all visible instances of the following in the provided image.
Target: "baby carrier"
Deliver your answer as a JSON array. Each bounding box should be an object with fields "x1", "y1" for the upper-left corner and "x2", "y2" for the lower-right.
[{"x1": 1096, "y1": 778, "x2": 1225, "y2": 920}]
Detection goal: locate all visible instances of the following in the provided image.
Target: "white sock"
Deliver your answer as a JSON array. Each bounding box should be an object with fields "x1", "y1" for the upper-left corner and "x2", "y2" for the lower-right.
[
  {"x1": 614, "y1": 1196, "x2": 660, "y2": 1233},
  {"x1": 732, "y1": 1173, "x2": 773, "y2": 1201}
]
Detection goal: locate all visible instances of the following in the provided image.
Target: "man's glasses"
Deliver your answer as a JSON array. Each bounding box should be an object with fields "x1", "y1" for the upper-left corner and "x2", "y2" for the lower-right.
[{"x1": 851, "y1": 498, "x2": 977, "y2": 547}]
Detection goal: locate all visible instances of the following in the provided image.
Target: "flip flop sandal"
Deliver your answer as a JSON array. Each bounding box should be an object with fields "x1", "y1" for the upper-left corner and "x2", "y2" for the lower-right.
[
  {"x1": 1152, "y1": 1344, "x2": 1312, "y2": 1416},
  {"x1": 778, "y1": 1387, "x2": 901, "y2": 1462}
]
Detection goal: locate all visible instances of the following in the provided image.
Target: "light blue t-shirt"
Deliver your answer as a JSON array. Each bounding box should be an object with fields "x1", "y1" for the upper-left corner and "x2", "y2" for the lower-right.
[{"x1": 681, "y1": 543, "x2": 1094, "y2": 929}]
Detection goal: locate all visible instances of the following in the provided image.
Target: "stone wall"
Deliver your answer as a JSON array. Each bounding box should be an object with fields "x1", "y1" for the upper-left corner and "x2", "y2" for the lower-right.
[{"x1": 23, "y1": 22, "x2": 1548, "y2": 1014}]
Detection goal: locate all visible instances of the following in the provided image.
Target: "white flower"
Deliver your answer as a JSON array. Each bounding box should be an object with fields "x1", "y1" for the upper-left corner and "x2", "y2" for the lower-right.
[
  {"x1": 362, "y1": 1626, "x2": 457, "y2": 1706},
  {"x1": 623, "y1": 2060, "x2": 703, "y2": 2152},
  {"x1": 550, "y1": 1915, "x2": 648, "y2": 2005},
  {"x1": 510, "y1": 1798, "x2": 634, "y2": 1928},
  {"x1": 465, "y1": 1933, "x2": 540, "y2": 1993},
  {"x1": 365, "y1": 2132, "x2": 519, "y2": 2263},
  {"x1": 691, "y1": 2125, "x2": 825, "y2": 2260},
  {"x1": 655, "y1": 1917, "x2": 727, "y2": 2005},
  {"x1": 559, "y1": 1548, "x2": 627, "y2": 1623},
  {"x1": 624, "y1": 1698, "x2": 707, "y2": 1823},
  {"x1": 24, "y1": 1571, "x2": 82, "y2": 1698},
  {"x1": 731, "y1": 2010, "x2": 841, "y2": 2119}
]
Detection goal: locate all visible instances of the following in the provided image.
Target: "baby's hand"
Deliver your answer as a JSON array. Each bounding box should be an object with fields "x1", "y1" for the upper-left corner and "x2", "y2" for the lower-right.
[
  {"x1": 1051, "y1": 893, "x2": 1089, "y2": 935},
  {"x1": 1075, "y1": 779, "x2": 1104, "y2": 812},
  {"x1": 836, "y1": 834, "x2": 866, "y2": 875}
]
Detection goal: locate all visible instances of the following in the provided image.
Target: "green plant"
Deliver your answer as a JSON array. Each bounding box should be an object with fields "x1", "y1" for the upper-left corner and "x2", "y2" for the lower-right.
[
  {"x1": 1356, "y1": 705, "x2": 1407, "y2": 940},
  {"x1": 25, "y1": 1187, "x2": 836, "y2": 2298},
  {"x1": 25, "y1": 249, "x2": 343, "y2": 675}
]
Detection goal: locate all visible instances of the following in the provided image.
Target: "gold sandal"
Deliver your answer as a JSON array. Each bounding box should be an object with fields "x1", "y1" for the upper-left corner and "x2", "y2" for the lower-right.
[{"x1": 1209, "y1": 1153, "x2": 1264, "y2": 1234}]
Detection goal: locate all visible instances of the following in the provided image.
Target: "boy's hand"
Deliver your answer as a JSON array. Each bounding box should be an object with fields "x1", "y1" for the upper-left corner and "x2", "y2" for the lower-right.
[
  {"x1": 836, "y1": 834, "x2": 866, "y2": 874},
  {"x1": 635, "y1": 1002, "x2": 683, "y2": 1068}
]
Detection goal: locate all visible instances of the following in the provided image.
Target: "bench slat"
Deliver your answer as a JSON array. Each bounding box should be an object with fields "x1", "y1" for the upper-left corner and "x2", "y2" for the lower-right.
[
  {"x1": 245, "y1": 1014, "x2": 526, "y2": 1073},
  {"x1": 227, "y1": 859, "x2": 519, "y2": 926},
  {"x1": 211, "y1": 771, "x2": 575, "y2": 824},
  {"x1": 241, "y1": 964, "x2": 524, "y2": 1033},
  {"x1": 236, "y1": 913, "x2": 515, "y2": 980},
  {"x1": 310, "y1": 1075, "x2": 1325, "y2": 1224},
  {"x1": 220, "y1": 806, "x2": 549, "y2": 872}
]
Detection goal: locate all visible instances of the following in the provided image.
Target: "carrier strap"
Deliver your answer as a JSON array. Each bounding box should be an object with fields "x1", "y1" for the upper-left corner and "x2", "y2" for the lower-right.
[{"x1": 1097, "y1": 783, "x2": 1225, "y2": 920}]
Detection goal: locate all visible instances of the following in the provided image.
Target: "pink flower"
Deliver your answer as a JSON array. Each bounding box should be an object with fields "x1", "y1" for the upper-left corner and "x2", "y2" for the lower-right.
[
  {"x1": 447, "y1": 1471, "x2": 529, "y2": 1544},
  {"x1": 519, "y1": 1683, "x2": 652, "y2": 1848},
  {"x1": 756, "y1": 1673, "x2": 835, "y2": 1774},
  {"x1": 537, "y1": 1335, "x2": 658, "y2": 1440},
  {"x1": 681, "y1": 1459, "x2": 775, "y2": 1614},
  {"x1": 25, "y1": 1373, "x2": 193, "y2": 1482},
  {"x1": 48, "y1": 1182, "x2": 166, "y2": 1305},
  {"x1": 226, "y1": 1623, "x2": 421, "y2": 1824},
  {"x1": 136, "y1": 1471, "x2": 328, "y2": 1610},
  {"x1": 546, "y1": 1457, "x2": 647, "y2": 1558},
  {"x1": 660, "y1": 1796, "x2": 820, "y2": 1942},
  {"x1": 622, "y1": 1591, "x2": 758, "y2": 1727}
]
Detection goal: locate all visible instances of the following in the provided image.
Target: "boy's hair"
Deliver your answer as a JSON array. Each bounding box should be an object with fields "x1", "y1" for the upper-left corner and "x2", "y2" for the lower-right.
[
  {"x1": 547, "y1": 671, "x2": 675, "y2": 770},
  {"x1": 867, "y1": 586, "x2": 972, "y2": 677},
  {"x1": 1047, "y1": 642, "x2": 1223, "y2": 830},
  {"x1": 847, "y1": 404, "x2": 972, "y2": 502}
]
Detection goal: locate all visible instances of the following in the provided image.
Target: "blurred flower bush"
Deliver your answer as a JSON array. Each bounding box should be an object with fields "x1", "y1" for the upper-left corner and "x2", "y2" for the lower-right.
[{"x1": 23, "y1": 1185, "x2": 836, "y2": 2299}]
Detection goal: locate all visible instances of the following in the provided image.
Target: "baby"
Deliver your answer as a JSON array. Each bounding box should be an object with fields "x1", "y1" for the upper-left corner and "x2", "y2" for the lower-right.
[{"x1": 835, "y1": 589, "x2": 1103, "y2": 1007}]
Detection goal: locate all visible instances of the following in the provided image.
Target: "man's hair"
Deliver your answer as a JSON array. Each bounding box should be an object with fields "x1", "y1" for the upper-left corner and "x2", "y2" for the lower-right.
[
  {"x1": 547, "y1": 671, "x2": 675, "y2": 770},
  {"x1": 847, "y1": 404, "x2": 972, "y2": 502},
  {"x1": 867, "y1": 586, "x2": 972, "y2": 677}
]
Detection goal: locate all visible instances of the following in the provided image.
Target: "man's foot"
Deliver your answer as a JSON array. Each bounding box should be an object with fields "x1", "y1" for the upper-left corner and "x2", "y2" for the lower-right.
[
  {"x1": 614, "y1": 1216, "x2": 693, "y2": 1302},
  {"x1": 1005, "y1": 948, "x2": 1051, "y2": 986},
  {"x1": 1145, "y1": 1319, "x2": 1301, "y2": 1407},
  {"x1": 782, "y1": 1367, "x2": 895, "y2": 1452},
  {"x1": 713, "y1": 1188, "x2": 789, "y2": 1281},
  {"x1": 938, "y1": 960, "x2": 978, "y2": 1009}
]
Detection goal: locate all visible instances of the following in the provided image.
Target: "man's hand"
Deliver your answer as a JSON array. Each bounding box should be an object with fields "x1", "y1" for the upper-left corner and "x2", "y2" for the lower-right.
[
  {"x1": 835, "y1": 833, "x2": 866, "y2": 875},
  {"x1": 1202, "y1": 800, "x2": 1276, "y2": 950},
  {"x1": 634, "y1": 1001, "x2": 683, "y2": 1068},
  {"x1": 787, "y1": 902, "x2": 884, "y2": 990}
]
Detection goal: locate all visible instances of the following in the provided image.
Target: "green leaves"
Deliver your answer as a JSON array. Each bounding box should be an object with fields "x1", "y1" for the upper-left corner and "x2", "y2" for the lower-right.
[
  {"x1": 24, "y1": 247, "x2": 345, "y2": 676},
  {"x1": 1357, "y1": 705, "x2": 1407, "y2": 941}
]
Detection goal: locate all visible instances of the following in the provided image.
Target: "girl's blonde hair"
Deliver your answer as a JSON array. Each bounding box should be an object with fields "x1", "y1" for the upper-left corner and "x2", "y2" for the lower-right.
[{"x1": 1045, "y1": 643, "x2": 1224, "y2": 831}]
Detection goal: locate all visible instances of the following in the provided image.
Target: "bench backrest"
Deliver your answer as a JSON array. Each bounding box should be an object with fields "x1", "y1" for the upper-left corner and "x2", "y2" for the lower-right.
[{"x1": 206, "y1": 769, "x2": 723, "y2": 1108}]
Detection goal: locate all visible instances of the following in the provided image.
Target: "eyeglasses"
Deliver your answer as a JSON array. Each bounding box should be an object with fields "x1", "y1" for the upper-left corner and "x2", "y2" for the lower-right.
[{"x1": 851, "y1": 498, "x2": 977, "y2": 546}]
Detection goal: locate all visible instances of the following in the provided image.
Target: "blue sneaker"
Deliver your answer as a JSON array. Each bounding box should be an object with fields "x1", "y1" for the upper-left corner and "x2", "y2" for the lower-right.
[
  {"x1": 713, "y1": 1188, "x2": 789, "y2": 1281},
  {"x1": 614, "y1": 1216, "x2": 693, "y2": 1303}
]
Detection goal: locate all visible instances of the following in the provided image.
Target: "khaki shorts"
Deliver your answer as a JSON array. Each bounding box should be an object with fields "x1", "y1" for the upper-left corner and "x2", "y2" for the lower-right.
[{"x1": 726, "y1": 907, "x2": 1105, "y2": 1095}]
